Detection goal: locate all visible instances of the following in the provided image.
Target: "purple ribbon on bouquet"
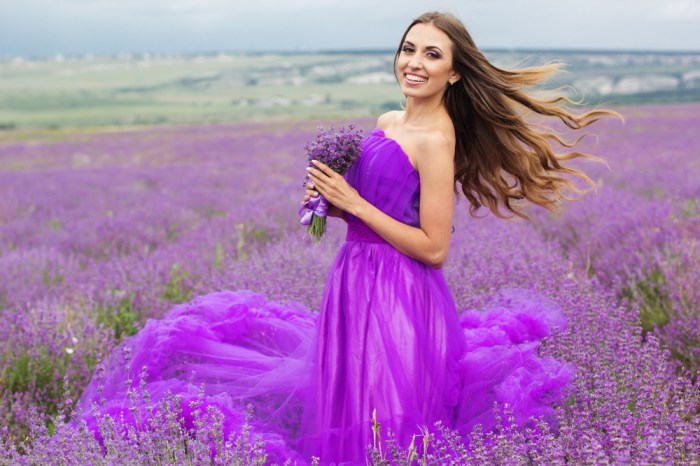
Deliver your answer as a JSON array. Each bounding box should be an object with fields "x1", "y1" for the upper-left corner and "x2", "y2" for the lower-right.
[{"x1": 299, "y1": 194, "x2": 329, "y2": 225}]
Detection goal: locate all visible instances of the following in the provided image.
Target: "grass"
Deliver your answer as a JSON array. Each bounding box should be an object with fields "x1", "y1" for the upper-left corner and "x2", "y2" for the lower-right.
[
  {"x1": 4, "y1": 50, "x2": 698, "y2": 133},
  {"x1": 94, "y1": 289, "x2": 139, "y2": 341},
  {"x1": 0, "y1": 53, "x2": 404, "y2": 131},
  {"x1": 162, "y1": 264, "x2": 194, "y2": 304},
  {"x1": 621, "y1": 268, "x2": 672, "y2": 333}
]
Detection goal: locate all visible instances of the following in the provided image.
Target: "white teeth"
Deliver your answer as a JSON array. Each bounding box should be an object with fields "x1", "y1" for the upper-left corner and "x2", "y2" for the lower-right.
[{"x1": 406, "y1": 74, "x2": 427, "y2": 82}]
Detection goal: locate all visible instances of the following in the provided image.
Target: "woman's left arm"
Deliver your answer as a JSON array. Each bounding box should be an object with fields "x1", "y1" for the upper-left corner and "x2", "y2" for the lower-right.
[{"x1": 306, "y1": 133, "x2": 454, "y2": 268}]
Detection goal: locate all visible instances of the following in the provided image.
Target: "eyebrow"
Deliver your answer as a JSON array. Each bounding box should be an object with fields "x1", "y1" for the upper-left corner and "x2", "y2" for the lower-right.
[{"x1": 403, "y1": 40, "x2": 444, "y2": 54}]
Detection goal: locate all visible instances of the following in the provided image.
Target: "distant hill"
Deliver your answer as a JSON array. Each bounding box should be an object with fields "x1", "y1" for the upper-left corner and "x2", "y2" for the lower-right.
[
  {"x1": 486, "y1": 49, "x2": 700, "y2": 105},
  {"x1": 0, "y1": 49, "x2": 698, "y2": 130}
]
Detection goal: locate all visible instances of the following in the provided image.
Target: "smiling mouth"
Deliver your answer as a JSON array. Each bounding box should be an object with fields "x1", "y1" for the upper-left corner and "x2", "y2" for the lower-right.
[{"x1": 405, "y1": 73, "x2": 428, "y2": 83}]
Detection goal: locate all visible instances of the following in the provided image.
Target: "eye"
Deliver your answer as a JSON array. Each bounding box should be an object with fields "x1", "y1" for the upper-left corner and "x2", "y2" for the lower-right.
[
  {"x1": 426, "y1": 51, "x2": 441, "y2": 59},
  {"x1": 401, "y1": 45, "x2": 415, "y2": 53}
]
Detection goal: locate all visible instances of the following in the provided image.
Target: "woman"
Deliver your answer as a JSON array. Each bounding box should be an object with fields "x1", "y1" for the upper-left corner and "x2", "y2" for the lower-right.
[
  {"x1": 298, "y1": 11, "x2": 614, "y2": 462},
  {"x1": 74, "y1": 11, "x2": 616, "y2": 465}
]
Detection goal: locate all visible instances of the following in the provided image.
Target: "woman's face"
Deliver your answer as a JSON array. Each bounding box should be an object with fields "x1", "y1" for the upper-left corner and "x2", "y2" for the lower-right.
[{"x1": 396, "y1": 22, "x2": 459, "y2": 99}]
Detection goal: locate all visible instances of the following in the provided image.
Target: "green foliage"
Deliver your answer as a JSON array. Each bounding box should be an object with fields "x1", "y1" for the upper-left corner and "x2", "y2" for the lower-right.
[
  {"x1": 1, "y1": 347, "x2": 73, "y2": 435},
  {"x1": 681, "y1": 198, "x2": 700, "y2": 218},
  {"x1": 162, "y1": 263, "x2": 193, "y2": 303},
  {"x1": 166, "y1": 223, "x2": 179, "y2": 241},
  {"x1": 203, "y1": 207, "x2": 226, "y2": 219},
  {"x1": 2, "y1": 351, "x2": 56, "y2": 394},
  {"x1": 47, "y1": 217, "x2": 62, "y2": 231},
  {"x1": 94, "y1": 288, "x2": 139, "y2": 341},
  {"x1": 621, "y1": 268, "x2": 672, "y2": 332},
  {"x1": 214, "y1": 242, "x2": 225, "y2": 270},
  {"x1": 236, "y1": 223, "x2": 271, "y2": 260},
  {"x1": 42, "y1": 268, "x2": 65, "y2": 287}
]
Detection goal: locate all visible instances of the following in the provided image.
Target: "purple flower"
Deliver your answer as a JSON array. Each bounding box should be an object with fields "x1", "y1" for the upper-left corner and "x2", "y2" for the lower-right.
[{"x1": 299, "y1": 123, "x2": 363, "y2": 242}]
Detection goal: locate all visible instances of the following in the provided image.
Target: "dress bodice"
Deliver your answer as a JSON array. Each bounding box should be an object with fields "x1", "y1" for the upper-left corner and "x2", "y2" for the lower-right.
[{"x1": 344, "y1": 128, "x2": 421, "y2": 234}]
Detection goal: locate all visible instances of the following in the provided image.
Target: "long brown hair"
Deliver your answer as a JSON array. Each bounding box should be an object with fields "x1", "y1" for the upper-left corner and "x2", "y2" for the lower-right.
[{"x1": 394, "y1": 11, "x2": 622, "y2": 219}]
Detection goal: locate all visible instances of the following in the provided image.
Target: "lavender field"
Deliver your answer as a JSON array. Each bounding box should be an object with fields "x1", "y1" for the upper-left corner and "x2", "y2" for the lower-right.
[{"x1": 1, "y1": 103, "x2": 699, "y2": 464}]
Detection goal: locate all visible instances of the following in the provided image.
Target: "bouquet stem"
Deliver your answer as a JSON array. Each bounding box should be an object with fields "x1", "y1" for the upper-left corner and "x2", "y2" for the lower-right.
[{"x1": 308, "y1": 214, "x2": 327, "y2": 243}]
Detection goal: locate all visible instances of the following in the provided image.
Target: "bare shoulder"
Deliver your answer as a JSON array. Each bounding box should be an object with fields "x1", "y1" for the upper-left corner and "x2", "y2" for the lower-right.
[
  {"x1": 417, "y1": 128, "x2": 454, "y2": 154},
  {"x1": 414, "y1": 126, "x2": 456, "y2": 172},
  {"x1": 376, "y1": 111, "x2": 403, "y2": 130}
]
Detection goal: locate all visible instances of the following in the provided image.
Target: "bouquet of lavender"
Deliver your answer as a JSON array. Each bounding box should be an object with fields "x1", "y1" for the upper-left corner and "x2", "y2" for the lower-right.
[{"x1": 299, "y1": 124, "x2": 364, "y2": 242}]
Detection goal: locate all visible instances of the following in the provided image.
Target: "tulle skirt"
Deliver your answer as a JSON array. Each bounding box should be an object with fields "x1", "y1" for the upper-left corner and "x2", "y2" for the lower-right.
[{"x1": 73, "y1": 240, "x2": 574, "y2": 464}]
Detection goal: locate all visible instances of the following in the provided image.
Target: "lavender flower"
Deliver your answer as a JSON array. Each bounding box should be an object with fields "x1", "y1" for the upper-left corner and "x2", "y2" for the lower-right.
[
  {"x1": 299, "y1": 124, "x2": 363, "y2": 242},
  {"x1": 1, "y1": 104, "x2": 700, "y2": 463}
]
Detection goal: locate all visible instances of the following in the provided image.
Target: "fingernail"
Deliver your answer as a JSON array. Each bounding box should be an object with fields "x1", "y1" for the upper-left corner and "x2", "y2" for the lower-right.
[
  {"x1": 305, "y1": 167, "x2": 312, "y2": 171},
  {"x1": 311, "y1": 160, "x2": 318, "y2": 165}
]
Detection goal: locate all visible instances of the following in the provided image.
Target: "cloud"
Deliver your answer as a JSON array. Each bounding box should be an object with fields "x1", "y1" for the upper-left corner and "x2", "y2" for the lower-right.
[
  {"x1": 1, "y1": 0, "x2": 698, "y2": 56},
  {"x1": 658, "y1": 0, "x2": 700, "y2": 19}
]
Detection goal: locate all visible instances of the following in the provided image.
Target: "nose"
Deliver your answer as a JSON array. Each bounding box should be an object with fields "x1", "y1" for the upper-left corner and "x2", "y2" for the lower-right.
[{"x1": 407, "y1": 53, "x2": 423, "y2": 70}]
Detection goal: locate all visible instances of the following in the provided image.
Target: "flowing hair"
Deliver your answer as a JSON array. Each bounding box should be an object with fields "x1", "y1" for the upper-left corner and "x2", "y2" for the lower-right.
[{"x1": 394, "y1": 11, "x2": 622, "y2": 219}]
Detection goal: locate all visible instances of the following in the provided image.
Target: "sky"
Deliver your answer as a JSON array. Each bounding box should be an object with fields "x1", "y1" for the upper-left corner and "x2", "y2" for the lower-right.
[{"x1": 1, "y1": 0, "x2": 699, "y2": 57}]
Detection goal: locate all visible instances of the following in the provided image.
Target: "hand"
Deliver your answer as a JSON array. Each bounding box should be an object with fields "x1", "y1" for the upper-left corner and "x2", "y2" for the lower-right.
[
  {"x1": 300, "y1": 181, "x2": 319, "y2": 205},
  {"x1": 306, "y1": 160, "x2": 363, "y2": 214}
]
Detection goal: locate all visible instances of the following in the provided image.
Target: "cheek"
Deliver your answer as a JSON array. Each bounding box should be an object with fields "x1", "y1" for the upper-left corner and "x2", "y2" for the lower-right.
[
  {"x1": 430, "y1": 63, "x2": 452, "y2": 80},
  {"x1": 396, "y1": 56, "x2": 409, "y2": 70}
]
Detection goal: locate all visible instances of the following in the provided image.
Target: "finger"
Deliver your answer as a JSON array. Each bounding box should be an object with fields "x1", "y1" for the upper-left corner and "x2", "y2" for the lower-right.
[
  {"x1": 310, "y1": 173, "x2": 339, "y2": 197},
  {"x1": 307, "y1": 173, "x2": 329, "y2": 195},
  {"x1": 305, "y1": 189, "x2": 318, "y2": 197},
  {"x1": 306, "y1": 167, "x2": 328, "y2": 180},
  {"x1": 310, "y1": 170, "x2": 336, "y2": 192},
  {"x1": 311, "y1": 160, "x2": 334, "y2": 178},
  {"x1": 307, "y1": 171, "x2": 326, "y2": 185}
]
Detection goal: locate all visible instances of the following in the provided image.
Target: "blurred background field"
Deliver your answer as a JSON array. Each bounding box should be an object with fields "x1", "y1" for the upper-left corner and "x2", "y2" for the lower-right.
[
  {"x1": 1, "y1": 99, "x2": 699, "y2": 462},
  {"x1": 1, "y1": 0, "x2": 699, "y2": 461},
  {"x1": 1, "y1": 49, "x2": 699, "y2": 135}
]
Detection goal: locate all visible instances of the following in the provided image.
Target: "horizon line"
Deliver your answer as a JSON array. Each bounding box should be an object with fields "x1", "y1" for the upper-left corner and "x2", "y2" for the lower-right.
[{"x1": 3, "y1": 46, "x2": 700, "y2": 61}]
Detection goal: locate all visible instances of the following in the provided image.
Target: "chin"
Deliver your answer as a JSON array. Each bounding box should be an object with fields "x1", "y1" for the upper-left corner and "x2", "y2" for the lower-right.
[{"x1": 400, "y1": 86, "x2": 442, "y2": 100}]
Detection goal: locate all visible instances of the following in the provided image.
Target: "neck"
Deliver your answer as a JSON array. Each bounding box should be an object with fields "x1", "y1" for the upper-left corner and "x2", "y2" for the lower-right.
[{"x1": 402, "y1": 92, "x2": 448, "y2": 127}]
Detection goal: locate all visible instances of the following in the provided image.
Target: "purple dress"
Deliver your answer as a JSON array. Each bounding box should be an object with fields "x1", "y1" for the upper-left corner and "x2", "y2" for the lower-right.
[{"x1": 73, "y1": 128, "x2": 574, "y2": 464}]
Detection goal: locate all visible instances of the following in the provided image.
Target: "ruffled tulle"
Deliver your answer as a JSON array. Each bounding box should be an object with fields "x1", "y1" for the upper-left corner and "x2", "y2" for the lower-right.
[
  {"x1": 72, "y1": 291, "x2": 316, "y2": 462},
  {"x1": 455, "y1": 289, "x2": 575, "y2": 434},
  {"x1": 73, "y1": 288, "x2": 573, "y2": 464}
]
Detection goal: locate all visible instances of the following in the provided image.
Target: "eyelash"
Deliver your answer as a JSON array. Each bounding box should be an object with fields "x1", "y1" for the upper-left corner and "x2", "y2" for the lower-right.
[{"x1": 401, "y1": 45, "x2": 440, "y2": 59}]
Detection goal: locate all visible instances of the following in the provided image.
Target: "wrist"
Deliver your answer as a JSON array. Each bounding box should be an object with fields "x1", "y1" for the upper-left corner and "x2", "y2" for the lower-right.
[{"x1": 350, "y1": 198, "x2": 370, "y2": 220}]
